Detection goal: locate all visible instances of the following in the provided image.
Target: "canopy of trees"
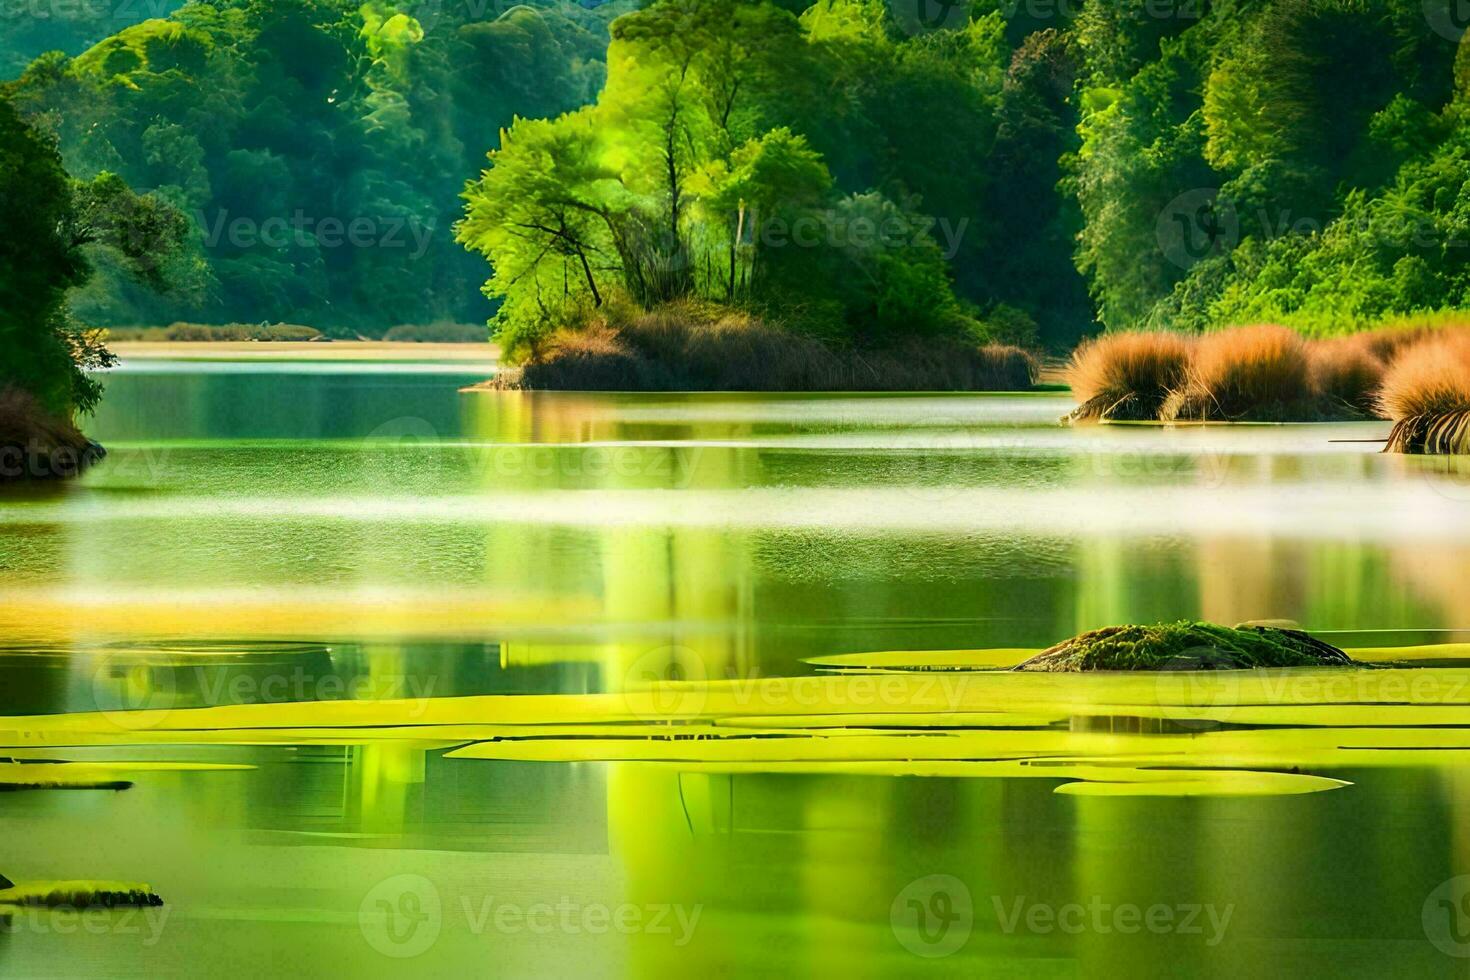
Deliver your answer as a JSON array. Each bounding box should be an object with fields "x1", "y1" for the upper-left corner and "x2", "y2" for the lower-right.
[
  {"x1": 0, "y1": 1, "x2": 185, "y2": 77},
  {"x1": 8, "y1": 0, "x2": 1470, "y2": 351},
  {"x1": 459, "y1": 0, "x2": 1098, "y2": 357},
  {"x1": 4, "y1": 0, "x2": 630, "y2": 334},
  {"x1": 1070, "y1": 0, "x2": 1470, "y2": 334}
]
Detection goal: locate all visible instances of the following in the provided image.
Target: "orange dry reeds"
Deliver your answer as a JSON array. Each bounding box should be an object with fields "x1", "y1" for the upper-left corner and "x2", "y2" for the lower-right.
[
  {"x1": 1357, "y1": 317, "x2": 1470, "y2": 364},
  {"x1": 1377, "y1": 333, "x2": 1470, "y2": 419},
  {"x1": 1309, "y1": 338, "x2": 1385, "y2": 417},
  {"x1": 1163, "y1": 324, "x2": 1316, "y2": 422},
  {"x1": 1064, "y1": 331, "x2": 1193, "y2": 423},
  {"x1": 1377, "y1": 333, "x2": 1470, "y2": 455}
]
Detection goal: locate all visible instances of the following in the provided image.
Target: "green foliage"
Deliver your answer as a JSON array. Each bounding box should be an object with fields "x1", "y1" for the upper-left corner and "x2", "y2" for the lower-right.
[
  {"x1": 381, "y1": 322, "x2": 487, "y2": 342},
  {"x1": 107, "y1": 322, "x2": 323, "y2": 342},
  {"x1": 1070, "y1": 0, "x2": 1470, "y2": 336},
  {"x1": 460, "y1": 0, "x2": 1091, "y2": 359},
  {"x1": 15, "y1": 0, "x2": 1470, "y2": 357},
  {"x1": 0, "y1": 95, "x2": 185, "y2": 415},
  {"x1": 0, "y1": 2, "x2": 187, "y2": 78},
  {"x1": 4, "y1": 0, "x2": 629, "y2": 335}
]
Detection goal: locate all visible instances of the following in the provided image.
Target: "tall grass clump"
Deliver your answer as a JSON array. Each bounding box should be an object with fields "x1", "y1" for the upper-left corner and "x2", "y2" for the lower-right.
[
  {"x1": 1309, "y1": 338, "x2": 1385, "y2": 417},
  {"x1": 1162, "y1": 325, "x2": 1319, "y2": 422},
  {"x1": 1064, "y1": 331, "x2": 1192, "y2": 423},
  {"x1": 1378, "y1": 333, "x2": 1470, "y2": 455}
]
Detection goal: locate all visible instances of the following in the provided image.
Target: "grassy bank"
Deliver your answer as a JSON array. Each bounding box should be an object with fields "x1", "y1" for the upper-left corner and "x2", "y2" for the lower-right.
[
  {"x1": 1067, "y1": 317, "x2": 1470, "y2": 451},
  {"x1": 0, "y1": 388, "x2": 103, "y2": 481},
  {"x1": 485, "y1": 303, "x2": 1037, "y2": 393}
]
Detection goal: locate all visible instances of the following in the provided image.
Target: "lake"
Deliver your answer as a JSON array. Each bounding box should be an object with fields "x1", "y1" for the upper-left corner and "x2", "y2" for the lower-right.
[{"x1": 1, "y1": 353, "x2": 1469, "y2": 977}]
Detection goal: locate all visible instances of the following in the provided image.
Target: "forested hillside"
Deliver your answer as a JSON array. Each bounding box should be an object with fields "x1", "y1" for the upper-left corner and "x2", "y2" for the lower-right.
[
  {"x1": 4, "y1": 0, "x2": 630, "y2": 334},
  {"x1": 0, "y1": 0, "x2": 186, "y2": 76},
  {"x1": 6, "y1": 0, "x2": 1470, "y2": 346},
  {"x1": 1069, "y1": 0, "x2": 1470, "y2": 335}
]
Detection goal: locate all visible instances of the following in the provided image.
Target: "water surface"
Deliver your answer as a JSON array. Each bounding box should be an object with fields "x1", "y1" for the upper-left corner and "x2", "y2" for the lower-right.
[{"x1": 1, "y1": 358, "x2": 1468, "y2": 976}]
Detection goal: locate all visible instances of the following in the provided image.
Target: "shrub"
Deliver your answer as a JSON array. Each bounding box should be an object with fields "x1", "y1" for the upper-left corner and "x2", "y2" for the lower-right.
[
  {"x1": 259, "y1": 324, "x2": 321, "y2": 342},
  {"x1": 382, "y1": 322, "x2": 488, "y2": 343},
  {"x1": 1353, "y1": 314, "x2": 1470, "y2": 362},
  {"x1": 1163, "y1": 324, "x2": 1318, "y2": 422},
  {"x1": 1377, "y1": 333, "x2": 1470, "y2": 419},
  {"x1": 981, "y1": 304, "x2": 1041, "y2": 351},
  {"x1": 163, "y1": 322, "x2": 235, "y2": 341},
  {"x1": 497, "y1": 304, "x2": 1037, "y2": 392},
  {"x1": 1065, "y1": 331, "x2": 1192, "y2": 423}
]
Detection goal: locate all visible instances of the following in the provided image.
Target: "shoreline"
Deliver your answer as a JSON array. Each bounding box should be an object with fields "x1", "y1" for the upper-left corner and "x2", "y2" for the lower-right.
[{"x1": 107, "y1": 341, "x2": 501, "y2": 364}]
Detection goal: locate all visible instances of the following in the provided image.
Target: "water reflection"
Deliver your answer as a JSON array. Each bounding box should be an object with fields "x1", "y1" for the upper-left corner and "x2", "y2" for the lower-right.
[{"x1": 0, "y1": 369, "x2": 1468, "y2": 975}]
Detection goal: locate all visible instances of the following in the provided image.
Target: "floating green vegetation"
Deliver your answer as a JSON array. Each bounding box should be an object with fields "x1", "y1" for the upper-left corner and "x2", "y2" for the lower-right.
[
  {"x1": 0, "y1": 881, "x2": 162, "y2": 909},
  {"x1": 1013, "y1": 622, "x2": 1357, "y2": 673},
  {"x1": 10, "y1": 642, "x2": 1470, "y2": 797}
]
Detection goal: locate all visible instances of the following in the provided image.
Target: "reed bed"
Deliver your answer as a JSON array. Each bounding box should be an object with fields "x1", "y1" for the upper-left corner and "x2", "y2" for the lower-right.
[
  {"x1": 1163, "y1": 325, "x2": 1319, "y2": 422},
  {"x1": 1064, "y1": 331, "x2": 1192, "y2": 423},
  {"x1": 1065, "y1": 321, "x2": 1470, "y2": 451},
  {"x1": 1378, "y1": 333, "x2": 1470, "y2": 455}
]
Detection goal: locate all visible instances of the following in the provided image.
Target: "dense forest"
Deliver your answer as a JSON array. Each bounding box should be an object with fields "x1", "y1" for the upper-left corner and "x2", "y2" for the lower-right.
[
  {"x1": 2, "y1": 0, "x2": 629, "y2": 333},
  {"x1": 4, "y1": 0, "x2": 1470, "y2": 357}
]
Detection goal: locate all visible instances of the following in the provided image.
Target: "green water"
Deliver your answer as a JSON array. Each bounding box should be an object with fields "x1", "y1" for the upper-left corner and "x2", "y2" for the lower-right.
[{"x1": 2, "y1": 359, "x2": 1470, "y2": 977}]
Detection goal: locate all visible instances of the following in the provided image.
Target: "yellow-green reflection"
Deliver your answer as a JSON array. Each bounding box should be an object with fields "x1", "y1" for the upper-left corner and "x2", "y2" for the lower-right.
[{"x1": 1, "y1": 368, "x2": 1469, "y2": 976}]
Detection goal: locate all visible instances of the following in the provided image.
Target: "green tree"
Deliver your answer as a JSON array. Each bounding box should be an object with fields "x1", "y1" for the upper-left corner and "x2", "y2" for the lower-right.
[{"x1": 0, "y1": 96, "x2": 187, "y2": 415}]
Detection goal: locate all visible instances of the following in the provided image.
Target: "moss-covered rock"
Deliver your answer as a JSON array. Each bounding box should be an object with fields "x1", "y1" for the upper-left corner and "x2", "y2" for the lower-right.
[{"x1": 1014, "y1": 622, "x2": 1356, "y2": 672}]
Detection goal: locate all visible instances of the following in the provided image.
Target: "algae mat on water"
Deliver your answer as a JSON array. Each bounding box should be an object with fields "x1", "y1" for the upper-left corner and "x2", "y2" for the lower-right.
[{"x1": 0, "y1": 636, "x2": 1465, "y2": 797}]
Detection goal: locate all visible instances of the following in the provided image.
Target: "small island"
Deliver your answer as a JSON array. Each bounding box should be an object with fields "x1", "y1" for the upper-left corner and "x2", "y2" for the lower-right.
[{"x1": 1015, "y1": 622, "x2": 1358, "y2": 672}]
